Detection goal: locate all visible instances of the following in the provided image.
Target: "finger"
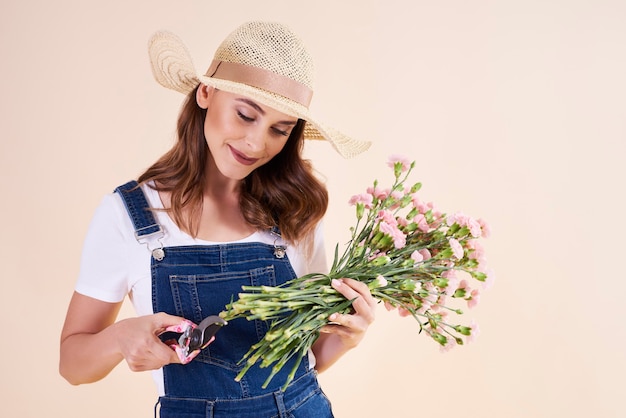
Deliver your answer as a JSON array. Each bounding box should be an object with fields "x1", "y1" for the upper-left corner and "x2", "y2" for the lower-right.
[
  {"x1": 327, "y1": 312, "x2": 370, "y2": 334},
  {"x1": 336, "y1": 278, "x2": 377, "y2": 308},
  {"x1": 320, "y1": 324, "x2": 345, "y2": 336},
  {"x1": 152, "y1": 334, "x2": 183, "y2": 365},
  {"x1": 152, "y1": 312, "x2": 190, "y2": 334},
  {"x1": 125, "y1": 341, "x2": 178, "y2": 371},
  {"x1": 332, "y1": 280, "x2": 376, "y2": 324}
]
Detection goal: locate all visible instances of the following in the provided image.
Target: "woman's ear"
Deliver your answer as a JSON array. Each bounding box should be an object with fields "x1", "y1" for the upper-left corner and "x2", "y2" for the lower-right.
[{"x1": 196, "y1": 84, "x2": 213, "y2": 109}]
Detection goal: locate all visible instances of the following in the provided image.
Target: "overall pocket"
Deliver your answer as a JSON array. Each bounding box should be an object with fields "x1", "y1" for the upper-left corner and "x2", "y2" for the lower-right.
[{"x1": 168, "y1": 266, "x2": 277, "y2": 370}]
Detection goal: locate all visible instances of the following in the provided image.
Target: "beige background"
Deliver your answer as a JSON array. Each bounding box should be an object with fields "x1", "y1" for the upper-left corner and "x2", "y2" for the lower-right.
[{"x1": 1, "y1": 1, "x2": 625, "y2": 417}]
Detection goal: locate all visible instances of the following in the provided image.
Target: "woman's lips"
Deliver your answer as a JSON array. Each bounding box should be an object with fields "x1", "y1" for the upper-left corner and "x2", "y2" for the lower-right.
[{"x1": 229, "y1": 146, "x2": 259, "y2": 166}]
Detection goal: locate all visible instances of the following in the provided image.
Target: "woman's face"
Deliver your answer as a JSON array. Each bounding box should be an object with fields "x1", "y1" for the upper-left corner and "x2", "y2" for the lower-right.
[{"x1": 197, "y1": 85, "x2": 298, "y2": 181}]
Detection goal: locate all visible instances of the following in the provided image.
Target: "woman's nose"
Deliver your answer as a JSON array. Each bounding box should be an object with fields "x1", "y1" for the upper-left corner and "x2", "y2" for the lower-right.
[{"x1": 244, "y1": 128, "x2": 267, "y2": 152}]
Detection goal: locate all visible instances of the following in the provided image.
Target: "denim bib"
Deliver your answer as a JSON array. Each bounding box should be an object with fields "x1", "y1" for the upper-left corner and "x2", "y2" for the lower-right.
[{"x1": 115, "y1": 181, "x2": 333, "y2": 418}]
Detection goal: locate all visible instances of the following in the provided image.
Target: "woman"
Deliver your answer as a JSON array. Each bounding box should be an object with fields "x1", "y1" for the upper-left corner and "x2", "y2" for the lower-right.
[{"x1": 60, "y1": 21, "x2": 374, "y2": 417}]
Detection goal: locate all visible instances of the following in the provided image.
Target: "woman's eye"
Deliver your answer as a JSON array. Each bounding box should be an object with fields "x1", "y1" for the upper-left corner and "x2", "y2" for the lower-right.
[
  {"x1": 237, "y1": 111, "x2": 254, "y2": 122},
  {"x1": 272, "y1": 127, "x2": 290, "y2": 137}
]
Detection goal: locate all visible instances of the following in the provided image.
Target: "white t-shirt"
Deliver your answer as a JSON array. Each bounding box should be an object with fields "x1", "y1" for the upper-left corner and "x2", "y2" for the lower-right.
[{"x1": 75, "y1": 182, "x2": 328, "y2": 394}]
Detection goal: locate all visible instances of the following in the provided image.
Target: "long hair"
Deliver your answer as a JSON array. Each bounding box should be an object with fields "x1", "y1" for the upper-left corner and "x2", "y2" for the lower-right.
[{"x1": 138, "y1": 85, "x2": 328, "y2": 245}]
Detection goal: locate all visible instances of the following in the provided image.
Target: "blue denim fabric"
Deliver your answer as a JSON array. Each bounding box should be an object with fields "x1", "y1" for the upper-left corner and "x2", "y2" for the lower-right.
[
  {"x1": 114, "y1": 181, "x2": 162, "y2": 237},
  {"x1": 116, "y1": 183, "x2": 334, "y2": 418},
  {"x1": 155, "y1": 370, "x2": 333, "y2": 418}
]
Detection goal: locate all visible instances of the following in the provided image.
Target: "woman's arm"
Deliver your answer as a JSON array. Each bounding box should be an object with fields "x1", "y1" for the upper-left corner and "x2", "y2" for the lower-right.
[
  {"x1": 311, "y1": 278, "x2": 377, "y2": 373},
  {"x1": 59, "y1": 292, "x2": 183, "y2": 385}
]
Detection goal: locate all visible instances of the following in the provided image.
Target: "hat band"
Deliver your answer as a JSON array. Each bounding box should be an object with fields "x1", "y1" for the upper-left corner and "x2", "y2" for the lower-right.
[{"x1": 205, "y1": 60, "x2": 313, "y2": 108}]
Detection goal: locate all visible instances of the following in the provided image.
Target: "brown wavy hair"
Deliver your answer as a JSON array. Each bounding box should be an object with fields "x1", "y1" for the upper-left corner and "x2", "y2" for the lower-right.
[{"x1": 138, "y1": 85, "x2": 328, "y2": 245}]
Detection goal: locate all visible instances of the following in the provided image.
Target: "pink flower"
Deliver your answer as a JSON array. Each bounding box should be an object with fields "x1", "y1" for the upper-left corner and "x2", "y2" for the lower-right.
[
  {"x1": 468, "y1": 218, "x2": 482, "y2": 238},
  {"x1": 366, "y1": 186, "x2": 388, "y2": 200},
  {"x1": 387, "y1": 155, "x2": 412, "y2": 172},
  {"x1": 445, "y1": 276, "x2": 460, "y2": 295},
  {"x1": 448, "y1": 212, "x2": 483, "y2": 238},
  {"x1": 380, "y1": 221, "x2": 406, "y2": 249},
  {"x1": 439, "y1": 334, "x2": 457, "y2": 353},
  {"x1": 348, "y1": 193, "x2": 373, "y2": 208},
  {"x1": 410, "y1": 194, "x2": 434, "y2": 214},
  {"x1": 448, "y1": 238, "x2": 464, "y2": 259},
  {"x1": 390, "y1": 190, "x2": 404, "y2": 200},
  {"x1": 441, "y1": 268, "x2": 457, "y2": 279},
  {"x1": 478, "y1": 218, "x2": 491, "y2": 238},
  {"x1": 467, "y1": 289, "x2": 481, "y2": 309},
  {"x1": 467, "y1": 320, "x2": 480, "y2": 344},
  {"x1": 482, "y1": 268, "x2": 496, "y2": 290},
  {"x1": 447, "y1": 212, "x2": 465, "y2": 227},
  {"x1": 418, "y1": 248, "x2": 431, "y2": 260},
  {"x1": 411, "y1": 250, "x2": 423, "y2": 263},
  {"x1": 468, "y1": 241, "x2": 486, "y2": 263},
  {"x1": 377, "y1": 210, "x2": 397, "y2": 225},
  {"x1": 414, "y1": 214, "x2": 430, "y2": 232},
  {"x1": 375, "y1": 275, "x2": 388, "y2": 287}
]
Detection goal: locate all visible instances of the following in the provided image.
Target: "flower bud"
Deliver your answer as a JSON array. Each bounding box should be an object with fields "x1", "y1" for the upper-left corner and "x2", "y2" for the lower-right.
[
  {"x1": 400, "y1": 259, "x2": 414, "y2": 268},
  {"x1": 371, "y1": 255, "x2": 391, "y2": 266},
  {"x1": 433, "y1": 278, "x2": 448, "y2": 288},
  {"x1": 404, "y1": 221, "x2": 418, "y2": 232},
  {"x1": 431, "y1": 332, "x2": 447, "y2": 346},
  {"x1": 436, "y1": 248, "x2": 454, "y2": 259},
  {"x1": 447, "y1": 223, "x2": 460, "y2": 235},
  {"x1": 368, "y1": 275, "x2": 388, "y2": 289},
  {"x1": 370, "y1": 231, "x2": 383, "y2": 246},
  {"x1": 455, "y1": 325, "x2": 472, "y2": 336},
  {"x1": 406, "y1": 207, "x2": 419, "y2": 221},
  {"x1": 356, "y1": 202, "x2": 364, "y2": 219},
  {"x1": 352, "y1": 245, "x2": 365, "y2": 258},
  {"x1": 400, "y1": 195, "x2": 413, "y2": 208},
  {"x1": 454, "y1": 226, "x2": 470, "y2": 238},
  {"x1": 399, "y1": 279, "x2": 416, "y2": 291}
]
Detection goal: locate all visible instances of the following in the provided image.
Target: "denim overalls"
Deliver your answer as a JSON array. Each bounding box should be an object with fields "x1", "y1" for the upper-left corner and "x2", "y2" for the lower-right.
[{"x1": 115, "y1": 181, "x2": 334, "y2": 418}]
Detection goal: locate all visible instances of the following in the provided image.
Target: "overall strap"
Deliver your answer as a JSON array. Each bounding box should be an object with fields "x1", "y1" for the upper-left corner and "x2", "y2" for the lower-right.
[{"x1": 114, "y1": 180, "x2": 165, "y2": 260}]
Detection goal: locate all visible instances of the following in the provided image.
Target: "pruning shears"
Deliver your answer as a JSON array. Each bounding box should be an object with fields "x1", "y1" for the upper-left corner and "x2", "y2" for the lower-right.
[{"x1": 159, "y1": 315, "x2": 227, "y2": 364}]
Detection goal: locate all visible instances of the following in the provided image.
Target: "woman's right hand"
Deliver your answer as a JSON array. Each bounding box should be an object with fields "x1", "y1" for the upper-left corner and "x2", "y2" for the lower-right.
[
  {"x1": 113, "y1": 312, "x2": 188, "y2": 372},
  {"x1": 60, "y1": 292, "x2": 187, "y2": 384}
]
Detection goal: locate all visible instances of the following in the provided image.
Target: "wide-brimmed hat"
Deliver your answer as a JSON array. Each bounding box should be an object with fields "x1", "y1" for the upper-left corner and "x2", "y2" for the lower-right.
[{"x1": 148, "y1": 21, "x2": 370, "y2": 158}]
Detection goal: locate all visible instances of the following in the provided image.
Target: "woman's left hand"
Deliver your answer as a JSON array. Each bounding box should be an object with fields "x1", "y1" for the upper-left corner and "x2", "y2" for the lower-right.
[{"x1": 319, "y1": 278, "x2": 377, "y2": 349}]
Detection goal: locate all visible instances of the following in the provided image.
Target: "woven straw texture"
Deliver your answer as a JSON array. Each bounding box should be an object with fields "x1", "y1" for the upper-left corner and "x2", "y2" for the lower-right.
[
  {"x1": 148, "y1": 21, "x2": 370, "y2": 158},
  {"x1": 213, "y1": 21, "x2": 314, "y2": 89}
]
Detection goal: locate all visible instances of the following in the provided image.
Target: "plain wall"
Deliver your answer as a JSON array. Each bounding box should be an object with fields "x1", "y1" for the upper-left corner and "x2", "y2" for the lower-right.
[{"x1": 1, "y1": 1, "x2": 625, "y2": 417}]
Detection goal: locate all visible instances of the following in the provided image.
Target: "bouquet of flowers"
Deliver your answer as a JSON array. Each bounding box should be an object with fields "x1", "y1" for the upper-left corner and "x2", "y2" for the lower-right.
[{"x1": 220, "y1": 156, "x2": 494, "y2": 390}]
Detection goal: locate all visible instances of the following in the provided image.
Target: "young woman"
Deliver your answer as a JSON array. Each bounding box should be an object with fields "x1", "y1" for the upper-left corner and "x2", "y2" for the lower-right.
[{"x1": 60, "y1": 21, "x2": 374, "y2": 417}]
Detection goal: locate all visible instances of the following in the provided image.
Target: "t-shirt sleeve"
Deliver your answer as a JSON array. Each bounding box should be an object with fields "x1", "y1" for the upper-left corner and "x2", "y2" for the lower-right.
[{"x1": 75, "y1": 193, "x2": 133, "y2": 303}]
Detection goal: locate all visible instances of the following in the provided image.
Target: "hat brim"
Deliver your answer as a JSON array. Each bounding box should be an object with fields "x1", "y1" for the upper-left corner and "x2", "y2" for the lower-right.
[
  {"x1": 149, "y1": 30, "x2": 370, "y2": 158},
  {"x1": 198, "y1": 76, "x2": 370, "y2": 158}
]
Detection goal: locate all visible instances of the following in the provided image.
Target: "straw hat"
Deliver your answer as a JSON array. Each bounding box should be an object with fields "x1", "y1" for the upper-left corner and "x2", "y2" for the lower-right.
[{"x1": 148, "y1": 21, "x2": 370, "y2": 158}]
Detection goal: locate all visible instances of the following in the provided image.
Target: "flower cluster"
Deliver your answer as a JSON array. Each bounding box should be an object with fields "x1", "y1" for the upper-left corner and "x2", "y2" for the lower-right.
[{"x1": 220, "y1": 156, "x2": 494, "y2": 390}]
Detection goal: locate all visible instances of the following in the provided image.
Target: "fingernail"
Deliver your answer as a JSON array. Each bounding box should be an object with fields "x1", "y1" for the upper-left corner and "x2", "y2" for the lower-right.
[
  {"x1": 331, "y1": 279, "x2": 342, "y2": 287},
  {"x1": 329, "y1": 313, "x2": 338, "y2": 321}
]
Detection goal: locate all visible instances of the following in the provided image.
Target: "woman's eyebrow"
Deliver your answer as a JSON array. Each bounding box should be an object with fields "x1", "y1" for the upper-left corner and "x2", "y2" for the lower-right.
[
  {"x1": 235, "y1": 98, "x2": 297, "y2": 125},
  {"x1": 236, "y1": 98, "x2": 265, "y2": 114}
]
